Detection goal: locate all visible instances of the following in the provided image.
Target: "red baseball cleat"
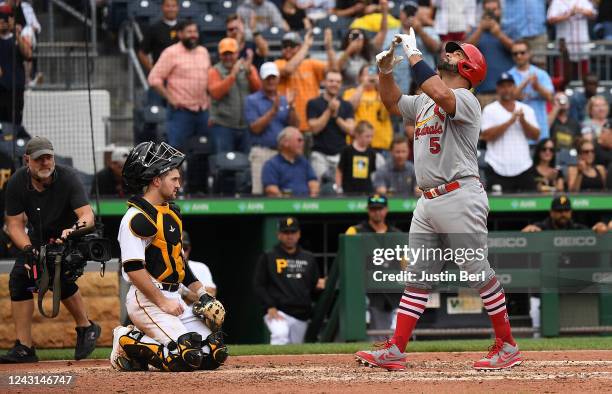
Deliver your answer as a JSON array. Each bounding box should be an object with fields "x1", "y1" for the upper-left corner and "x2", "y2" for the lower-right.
[
  {"x1": 473, "y1": 338, "x2": 523, "y2": 370},
  {"x1": 355, "y1": 340, "x2": 407, "y2": 371}
]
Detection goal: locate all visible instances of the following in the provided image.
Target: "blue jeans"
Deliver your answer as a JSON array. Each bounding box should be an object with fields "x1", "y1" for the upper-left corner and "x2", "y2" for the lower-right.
[
  {"x1": 210, "y1": 124, "x2": 249, "y2": 154},
  {"x1": 166, "y1": 108, "x2": 209, "y2": 151}
]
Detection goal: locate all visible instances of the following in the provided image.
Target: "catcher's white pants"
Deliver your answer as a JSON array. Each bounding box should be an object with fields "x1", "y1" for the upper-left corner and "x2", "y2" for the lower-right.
[
  {"x1": 264, "y1": 310, "x2": 308, "y2": 345},
  {"x1": 126, "y1": 285, "x2": 212, "y2": 348}
]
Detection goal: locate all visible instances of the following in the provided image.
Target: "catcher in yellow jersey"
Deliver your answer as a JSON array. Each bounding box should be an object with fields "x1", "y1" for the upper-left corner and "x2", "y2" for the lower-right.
[{"x1": 110, "y1": 142, "x2": 228, "y2": 372}]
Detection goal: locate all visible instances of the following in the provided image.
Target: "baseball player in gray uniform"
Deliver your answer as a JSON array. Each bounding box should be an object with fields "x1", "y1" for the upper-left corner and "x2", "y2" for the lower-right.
[{"x1": 355, "y1": 29, "x2": 522, "y2": 371}]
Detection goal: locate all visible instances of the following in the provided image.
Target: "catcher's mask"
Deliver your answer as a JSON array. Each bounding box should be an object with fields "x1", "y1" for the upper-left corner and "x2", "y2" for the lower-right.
[{"x1": 122, "y1": 142, "x2": 185, "y2": 192}]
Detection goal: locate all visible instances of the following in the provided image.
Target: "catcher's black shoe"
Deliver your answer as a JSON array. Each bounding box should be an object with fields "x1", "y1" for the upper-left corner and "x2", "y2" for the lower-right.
[
  {"x1": 0, "y1": 340, "x2": 39, "y2": 363},
  {"x1": 75, "y1": 320, "x2": 101, "y2": 360}
]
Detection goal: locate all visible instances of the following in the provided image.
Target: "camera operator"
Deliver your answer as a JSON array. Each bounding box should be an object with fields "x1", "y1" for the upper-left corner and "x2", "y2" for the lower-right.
[{"x1": 0, "y1": 136, "x2": 101, "y2": 363}]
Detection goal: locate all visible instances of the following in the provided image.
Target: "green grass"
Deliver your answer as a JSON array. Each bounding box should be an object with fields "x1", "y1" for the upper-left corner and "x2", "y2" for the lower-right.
[{"x1": 15, "y1": 336, "x2": 612, "y2": 361}]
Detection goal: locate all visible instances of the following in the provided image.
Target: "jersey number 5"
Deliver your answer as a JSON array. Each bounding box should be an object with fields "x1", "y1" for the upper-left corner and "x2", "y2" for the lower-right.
[{"x1": 429, "y1": 137, "x2": 441, "y2": 154}]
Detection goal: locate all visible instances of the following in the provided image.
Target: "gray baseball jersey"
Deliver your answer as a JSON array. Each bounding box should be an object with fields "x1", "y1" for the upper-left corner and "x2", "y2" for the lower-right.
[{"x1": 398, "y1": 88, "x2": 481, "y2": 190}]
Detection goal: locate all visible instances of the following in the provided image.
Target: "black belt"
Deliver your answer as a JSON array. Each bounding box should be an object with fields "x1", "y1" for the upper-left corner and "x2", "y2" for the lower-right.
[{"x1": 156, "y1": 282, "x2": 180, "y2": 292}]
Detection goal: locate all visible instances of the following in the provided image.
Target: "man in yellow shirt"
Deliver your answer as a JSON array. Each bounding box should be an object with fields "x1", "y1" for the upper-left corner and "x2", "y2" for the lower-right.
[{"x1": 343, "y1": 65, "x2": 393, "y2": 151}]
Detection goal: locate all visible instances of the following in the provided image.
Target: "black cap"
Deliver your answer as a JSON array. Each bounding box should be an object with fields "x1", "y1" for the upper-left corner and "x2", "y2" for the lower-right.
[
  {"x1": 551, "y1": 195, "x2": 571, "y2": 211},
  {"x1": 401, "y1": 0, "x2": 418, "y2": 15},
  {"x1": 182, "y1": 230, "x2": 191, "y2": 246},
  {"x1": 367, "y1": 194, "x2": 388, "y2": 208},
  {"x1": 279, "y1": 217, "x2": 300, "y2": 232},
  {"x1": 497, "y1": 72, "x2": 515, "y2": 85}
]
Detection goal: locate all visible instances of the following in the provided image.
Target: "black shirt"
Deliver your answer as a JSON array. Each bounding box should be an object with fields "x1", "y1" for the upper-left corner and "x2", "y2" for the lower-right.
[
  {"x1": 91, "y1": 167, "x2": 126, "y2": 198},
  {"x1": 595, "y1": 141, "x2": 612, "y2": 168},
  {"x1": 533, "y1": 216, "x2": 588, "y2": 231},
  {"x1": 338, "y1": 145, "x2": 377, "y2": 194},
  {"x1": 239, "y1": 40, "x2": 264, "y2": 70},
  {"x1": 598, "y1": 0, "x2": 612, "y2": 22},
  {"x1": 0, "y1": 35, "x2": 26, "y2": 90},
  {"x1": 550, "y1": 117, "x2": 581, "y2": 150},
  {"x1": 139, "y1": 20, "x2": 179, "y2": 64},
  {"x1": 0, "y1": 150, "x2": 15, "y2": 217},
  {"x1": 335, "y1": 0, "x2": 365, "y2": 9},
  {"x1": 307, "y1": 96, "x2": 354, "y2": 155},
  {"x1": 253, "y1": 244, "x2": 320, "y2": 320},
  {"x1": 5, "y1": 165, "x2": 89, "y2": 248},
  {"x1": 282, "y1": 7, "x2": 307, "y2": 31}
]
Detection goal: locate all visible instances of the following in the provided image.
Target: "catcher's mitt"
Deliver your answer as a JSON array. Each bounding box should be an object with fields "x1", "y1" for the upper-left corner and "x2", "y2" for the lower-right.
[{"x1": 193, "y1": 293, "x2": 225, "y2": 331}]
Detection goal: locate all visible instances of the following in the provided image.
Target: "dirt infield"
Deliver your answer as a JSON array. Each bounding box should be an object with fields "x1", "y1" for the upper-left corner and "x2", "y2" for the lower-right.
[{"x1": 1, "y1": 350, "x2": 611, "y2": 393}]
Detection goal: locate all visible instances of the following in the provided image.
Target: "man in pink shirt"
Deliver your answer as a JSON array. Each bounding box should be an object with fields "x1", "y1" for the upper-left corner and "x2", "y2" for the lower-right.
[{"x1": 148, "y1": 20, "x2": 211, "y2": 151}]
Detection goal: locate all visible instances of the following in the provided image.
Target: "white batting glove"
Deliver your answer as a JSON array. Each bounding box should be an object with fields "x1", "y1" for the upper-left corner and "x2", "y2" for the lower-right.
[
  {"x1": 395, "y1": 28, "x2": 422, "y2": 59},
  {"x1": 375, "y1": 39, "x2": 403, "y2": 74}
]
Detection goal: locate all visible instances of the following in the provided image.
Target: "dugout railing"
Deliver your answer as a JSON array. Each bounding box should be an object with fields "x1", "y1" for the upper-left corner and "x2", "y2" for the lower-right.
[{"x1": 307, "y1": 231, "x2": 612, "y2": 342}]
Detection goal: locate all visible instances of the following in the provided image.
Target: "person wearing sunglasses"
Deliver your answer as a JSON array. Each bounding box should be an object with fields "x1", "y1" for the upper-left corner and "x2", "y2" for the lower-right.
[
  {"x1": 507, "y1": 40, "x2": 554, "y2": 141},
  {"x1": 529, "y1": 138, "x2": 565, "y2": 193},
  {"x1": 225, "y1": 14, "x2": 268, "y2": 70},
  {"x1": 568, "y1": 139, "x2": 607, "y2": 191}
]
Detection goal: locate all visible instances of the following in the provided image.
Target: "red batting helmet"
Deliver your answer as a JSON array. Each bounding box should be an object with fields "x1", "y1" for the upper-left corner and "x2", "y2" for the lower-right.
[{"x1": 445, "y1": 42, "x2": 487, "y2": 88}]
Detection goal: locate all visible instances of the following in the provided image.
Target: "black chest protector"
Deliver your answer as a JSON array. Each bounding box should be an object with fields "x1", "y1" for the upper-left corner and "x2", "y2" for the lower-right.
[{"x1": 127, "y1": 196, "x2": 185, "y2": 284}]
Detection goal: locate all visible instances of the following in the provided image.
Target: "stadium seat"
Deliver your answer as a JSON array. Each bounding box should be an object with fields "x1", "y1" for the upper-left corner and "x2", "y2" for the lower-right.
[
  {"x1": 205, "y1": 0, "x2": 237, "y2": 16},
  {"x1": 54, "y1": 155, "x2": 74, "y2": 167},
  {"x1": 127, "y1": 0, "x2": 162, "y2": 21},
  {"x1": 0, "y1": 122, "x2": 30, "y2": 158},
  {"x1": 556, "y1": 148, "x2": 578, "y2": 167},
  {"x1": 185, "y1": 135, "x2": 214, "y2": 194},
  {"x1": 315, "y1": 15, "x2": 352, "y2": 42},
  {"x1": 208, "y1": 151, "x2": 251, "y2": 195},
  {"x1": 178, "y1": 1, "x2": 205, "y2": 20},
  {"x1": 133, "y1": 105, "x2": 167, "y2": 144},
  {"x1": 260, "y1": 26, "x2": 287, "y2": 42}
]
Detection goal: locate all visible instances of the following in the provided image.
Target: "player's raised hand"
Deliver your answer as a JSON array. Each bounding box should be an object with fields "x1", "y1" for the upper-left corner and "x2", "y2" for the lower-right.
[
  {"x1": 396, "y1": 28, "x2": 422, "y2": 59},
  {"x1": 375, "y1": 39, "x2": 403, "y2": 74}
]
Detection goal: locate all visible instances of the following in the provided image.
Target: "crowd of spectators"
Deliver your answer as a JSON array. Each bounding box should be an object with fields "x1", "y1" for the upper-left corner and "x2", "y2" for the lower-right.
[
  {"x1": 2, "y1": 0, "x2": 612, "y2": 198},
  {"x1": 127, "y1": 0, "x2": 612, "y2": 198}
]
